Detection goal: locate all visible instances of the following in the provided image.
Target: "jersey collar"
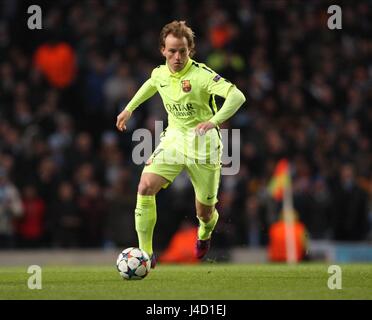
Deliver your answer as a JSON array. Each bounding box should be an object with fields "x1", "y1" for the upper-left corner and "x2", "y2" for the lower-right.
[{"x1": 167, "y1": 58, "x2": 193, "y2": 78}]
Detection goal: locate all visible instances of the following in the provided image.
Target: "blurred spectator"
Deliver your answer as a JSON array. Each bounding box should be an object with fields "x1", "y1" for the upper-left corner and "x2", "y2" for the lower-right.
[
  {"x1": 16, "y1": 185, "x2": 45, "y2": 248},
  {"x1": 78, "y1": 181, "x2": 106, "y2": 247},
  {"x1": 208, "y1": 10, "x2": 237, "y2": 49},
  {"x1": 103, "y1": 62, "x2": 136, "y2": 120},
  {"x1": 34, "y1": 156, "x2": 60, "y2": 203},
  {"x1": 213, "y1": 190, "x2": 239, "y2": 247},
  {"x1": 49, "y1": 181, "x2": 81, "y2": 248},
  {"x1": 159, "y1": 221, "x2": 199, "y2": 264},
  {"x1": 330, "y1": 163, "x2": 369, "y2": 241},
  {"x1": 64, "y1": 131, "x2": 103, "y2": 179},
  {"x1": 0, "y1": 167, "x2": 23, "y2": 248},
  {"x1": 83, "y1": 52, "x2": 110, "y2": 131},
  {"x1": 243, "y1": 195, "x2": 268, "y2": 247},
  {"x1": 268, "y1": 210, "x2": 308, "y2": 263},
  {"x1": 304, "y1": 177, "x2": 332, "y2": 240},
  {"x1": 104, "y1": 168, "x2": 137, "y2": 248},
  {"x1": 33, "y1": 41, "x2": 76, "y2": 88}
]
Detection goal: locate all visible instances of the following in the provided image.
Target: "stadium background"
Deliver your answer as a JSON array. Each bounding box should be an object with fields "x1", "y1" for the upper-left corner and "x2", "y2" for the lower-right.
[{"x1": 0, "y1": 0, "x2": 371, "y2": 262}]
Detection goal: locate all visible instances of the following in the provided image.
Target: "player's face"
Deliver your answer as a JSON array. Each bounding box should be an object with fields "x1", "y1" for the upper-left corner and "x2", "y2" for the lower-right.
[{"x1": 161, "y1": 34, "x2": 190, "y2": 73}]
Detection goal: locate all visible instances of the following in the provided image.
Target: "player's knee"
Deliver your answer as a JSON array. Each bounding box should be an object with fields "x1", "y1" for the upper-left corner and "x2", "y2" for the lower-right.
[
  {"x1": 196, "y1": 207, "x2": 214, "y2": 222},
  {"x1": 138, "y1": 179, "x2": 157, "y2": 195}
]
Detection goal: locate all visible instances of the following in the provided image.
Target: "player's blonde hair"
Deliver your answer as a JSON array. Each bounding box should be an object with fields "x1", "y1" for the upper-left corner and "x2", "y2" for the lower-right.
[{"x1": 159, "y1": 20, "x2": 195, "y2": 57}]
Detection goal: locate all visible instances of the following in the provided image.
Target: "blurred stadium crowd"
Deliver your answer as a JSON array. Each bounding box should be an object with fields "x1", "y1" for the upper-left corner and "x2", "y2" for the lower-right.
[{"x1": 0, "y1": 0, "x2": 371, "y2": 251}]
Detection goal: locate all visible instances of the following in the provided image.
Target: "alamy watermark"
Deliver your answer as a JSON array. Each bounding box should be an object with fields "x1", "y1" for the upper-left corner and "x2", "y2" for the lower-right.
[
  {"x1": 132, "y1": 121, "x2": 240, "y2": 176},
  {"x1": 27, "y1": 265, "x2": 42, "y2": 290},
  {"x1": 327, "y1": 5, "x2": 342, "y2": 30},
  {"x1": 27, "y1": 5, "x2": 42, "y2": 30},
  {"x1": 327, "y1": 265, "x2": 342, "y2": 290}
]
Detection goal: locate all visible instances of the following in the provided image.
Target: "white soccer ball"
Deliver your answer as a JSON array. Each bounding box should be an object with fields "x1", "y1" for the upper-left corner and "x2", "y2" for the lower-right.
[{"x1": 116, "y1": 247, "x2": 151, "y2": 280}]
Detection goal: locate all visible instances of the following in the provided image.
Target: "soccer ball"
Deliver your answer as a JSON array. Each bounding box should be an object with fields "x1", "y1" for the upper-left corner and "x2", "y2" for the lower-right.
[{"x1": 116, "y1": 247, "x2": 151, "y2": 280}]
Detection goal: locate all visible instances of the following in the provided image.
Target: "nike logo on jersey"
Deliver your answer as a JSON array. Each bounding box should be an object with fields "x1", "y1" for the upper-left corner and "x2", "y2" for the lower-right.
[
  {"x1": 207, "y1": 195, "x2": 215, "y2": 200},
  {"x1": 160, "y1": 84, "x2": 167, "y2": 87}
]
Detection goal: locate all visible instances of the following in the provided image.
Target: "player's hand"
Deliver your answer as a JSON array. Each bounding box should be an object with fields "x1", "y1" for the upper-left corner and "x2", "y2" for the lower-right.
[
  {"x1": 116, "y1": 109, "x2": 132, "y2": 132},
  {"x1": 195, "y1": 121, "x2": 216, "y2": 136}
]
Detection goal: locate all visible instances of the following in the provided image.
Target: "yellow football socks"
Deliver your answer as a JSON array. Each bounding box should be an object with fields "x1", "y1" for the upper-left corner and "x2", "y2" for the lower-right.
[
  {"x1": 135, "y1": 194, "x2": 157, "y2": 256},
  {"x1": 197, "y1": 209, "x2": 219, "y2": 240}
]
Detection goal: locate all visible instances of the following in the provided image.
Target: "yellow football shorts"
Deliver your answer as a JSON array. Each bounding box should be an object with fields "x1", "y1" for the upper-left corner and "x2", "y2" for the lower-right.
[{"x1": 142, "y1": 138, "x2": 222, "y2": 206}]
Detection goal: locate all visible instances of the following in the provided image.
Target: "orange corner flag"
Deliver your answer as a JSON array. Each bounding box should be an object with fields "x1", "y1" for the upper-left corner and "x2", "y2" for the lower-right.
[{"x1": 268, "y1": 159, "x2": 290, "y2": 201}]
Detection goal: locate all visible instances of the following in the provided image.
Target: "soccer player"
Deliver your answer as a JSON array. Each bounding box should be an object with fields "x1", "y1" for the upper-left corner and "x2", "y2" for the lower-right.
[{"x1": 116, "y1": 21, "x2": 245, "y2": 267}]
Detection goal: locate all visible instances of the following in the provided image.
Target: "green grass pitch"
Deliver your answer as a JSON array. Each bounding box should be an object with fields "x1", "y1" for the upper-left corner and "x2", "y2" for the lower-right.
[{"x1": 1, "y1": 263, "x2": 371, "y2": 300}]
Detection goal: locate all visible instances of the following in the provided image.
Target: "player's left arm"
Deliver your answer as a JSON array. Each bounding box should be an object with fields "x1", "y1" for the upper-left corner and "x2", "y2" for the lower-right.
[{"x1": 196, "y1": 85, "x2": 246, "y2": 135}]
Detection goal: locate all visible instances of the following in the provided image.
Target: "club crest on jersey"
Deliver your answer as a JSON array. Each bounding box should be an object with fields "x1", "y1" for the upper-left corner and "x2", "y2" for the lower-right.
[{"x1": 181, "y1": 80, "x2": 192, "y2": 92}]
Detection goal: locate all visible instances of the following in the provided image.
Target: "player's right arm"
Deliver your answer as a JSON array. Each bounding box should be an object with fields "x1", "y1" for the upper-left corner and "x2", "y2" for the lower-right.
[{"x1": 116, "y1": 78, "x2": 158, "y2": 131}]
